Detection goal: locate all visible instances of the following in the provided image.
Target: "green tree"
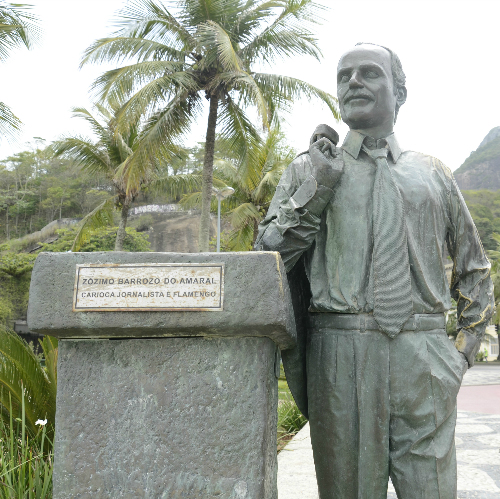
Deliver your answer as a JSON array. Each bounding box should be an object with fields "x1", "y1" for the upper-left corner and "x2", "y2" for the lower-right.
[
  {"x1": 81, "y1": 0, "x2": 339, "y2": 251},
  {"x1": 52, "y1": 105, "x2": 200, "y2": 251},
  {"x1": 0, "y1": 1, "x2": 39, "y2": 141},
  {"x1": 52, "y1": 105, "x2": 159, "y2": 251}
]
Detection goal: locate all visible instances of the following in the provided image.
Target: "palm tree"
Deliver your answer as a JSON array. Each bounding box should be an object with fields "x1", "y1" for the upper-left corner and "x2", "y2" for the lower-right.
[
  {"x1": 0, "y1": 2, "x2": 39, "y2": 141},
  {"x1": 81, "y1": 0, "x2": 339, "y2": 252},
  {"x1": 52, "y1": 105, "x2": 201, "y2": 251},
  {"x1": 183, "y1": 127, "x2": 294, "y2": 250},
  {"x1": 52, "y1": 105, "x2": 143, "y2": 251},
  {"x1": 0, "y1": 327, "x2": 58, "y2": 439}
]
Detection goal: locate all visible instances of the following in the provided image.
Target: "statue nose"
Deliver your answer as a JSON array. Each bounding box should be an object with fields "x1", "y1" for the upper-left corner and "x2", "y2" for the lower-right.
[{"x1": 349, "y1": 71, "x2": 363, "y2": 88}]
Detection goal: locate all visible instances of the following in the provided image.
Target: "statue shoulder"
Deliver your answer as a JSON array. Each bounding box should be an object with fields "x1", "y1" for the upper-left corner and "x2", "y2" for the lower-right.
[
  {"x1": 400, "y1": 150, "x2": 453, "y2": 189},
  {"x1": 279, "y1": 152, "x2": 314, "y2": 189}
]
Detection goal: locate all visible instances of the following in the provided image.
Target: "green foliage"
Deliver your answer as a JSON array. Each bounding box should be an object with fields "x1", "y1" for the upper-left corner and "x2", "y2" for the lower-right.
[
  {"x1": 40, "y1": 226, "x2": 150, "y2": 253},
  {"x1": 446, "y1": 310, "x2": 457, "y2": 339},
  {"x1": 82, "y1": 0, "x2": 339, "y2": 250},
  {"x1": 0, "y1": 392, "x2": 53, "y2": 498},
  {"x1": 0, "y1": 2, "x2": 40, "y2": 143},
  {"x1": 0, "y1": 143, "x2": 113, "y2": 244},
  {"x1": 277, "y1": 391, "x2": 308, "y2": 450},
  {"x1": 0, "y1": 296, "x2": 12, "y2": 326},
  {"x1": 0, "y1": 327, "x2": 58, "y2": 440},
  {"x1": 183, "y1": 128, "x2": 295, "y2": 250},
  {"x1": 460, "y1": 190, "x2": 500, "y2": 251},
  {"x1": 0, "y1": 252, "x2": 35, "y2": 277},
  {"x1": 475, "y1": 348, "x2": 488, "y2": 362},
  {"x1": 0, "y1": 252, "x2": 34, "y2": 326}
]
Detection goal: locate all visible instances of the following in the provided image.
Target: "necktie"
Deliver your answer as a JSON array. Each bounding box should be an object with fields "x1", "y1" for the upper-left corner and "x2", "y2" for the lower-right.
[{"x1": 364, "y1": 142, "x2": 413, "y2": 337}]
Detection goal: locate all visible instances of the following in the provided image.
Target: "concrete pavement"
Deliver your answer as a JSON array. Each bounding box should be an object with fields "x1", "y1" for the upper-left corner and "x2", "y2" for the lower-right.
[{"x1": 277, "y1": 364, "x2": 500, "y2": 498}]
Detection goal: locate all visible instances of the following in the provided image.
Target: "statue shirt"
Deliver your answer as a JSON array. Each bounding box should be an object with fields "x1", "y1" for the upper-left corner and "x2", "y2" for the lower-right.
[{"x1": 255, "y1": 130, "x2": 494, "y2": 365}]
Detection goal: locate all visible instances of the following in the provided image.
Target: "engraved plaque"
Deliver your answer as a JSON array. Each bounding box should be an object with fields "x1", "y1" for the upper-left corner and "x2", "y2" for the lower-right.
[{"x1": 73, "y1": 263, "x2": 224, "y2": 312}]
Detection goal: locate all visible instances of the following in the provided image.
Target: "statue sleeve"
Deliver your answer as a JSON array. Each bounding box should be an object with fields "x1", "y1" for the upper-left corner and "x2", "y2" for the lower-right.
[
  {"x1": 447, "y1": 175, "x2": 495, "y2": 367},
  {"x1": 254, "y1": 154, "x2": 334, "y2": 271}
]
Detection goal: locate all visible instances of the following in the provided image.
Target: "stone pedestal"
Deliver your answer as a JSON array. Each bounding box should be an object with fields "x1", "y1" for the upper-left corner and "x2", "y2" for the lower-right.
[{"x1": 28, "y1": 252, "x2": 295, "y2": 499}]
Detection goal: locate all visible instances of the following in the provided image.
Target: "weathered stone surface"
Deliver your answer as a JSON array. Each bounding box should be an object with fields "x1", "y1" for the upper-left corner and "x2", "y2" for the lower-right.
[
  {"x1": 28, "y1": 252, "x2": 295, "y2": 350},
  {"x1": 54, "y1": 337, "x2": 278, "y2": 499}
]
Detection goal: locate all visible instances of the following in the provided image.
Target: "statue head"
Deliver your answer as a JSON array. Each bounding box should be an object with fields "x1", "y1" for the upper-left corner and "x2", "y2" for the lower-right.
[{"x1": 337, "y1": 43, "x2": 407, "y2": 136}]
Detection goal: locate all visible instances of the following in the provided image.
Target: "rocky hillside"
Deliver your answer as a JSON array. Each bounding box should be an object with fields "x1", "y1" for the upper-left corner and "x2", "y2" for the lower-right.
[
  {"x1": 137, "y1": 211, "x2": 216, "y2": 253},
  {"x1": 455, "y1": 127, "x2": 500, "y2": 190}
]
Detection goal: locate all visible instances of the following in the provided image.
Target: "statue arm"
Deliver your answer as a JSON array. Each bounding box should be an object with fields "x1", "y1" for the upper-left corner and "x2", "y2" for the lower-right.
[
  {"x1": 447, "y1": 175, "x2": 495, "y2": 367},
  {"x1": 254, "y1": 154, "x2": 335, "y2": 272}
]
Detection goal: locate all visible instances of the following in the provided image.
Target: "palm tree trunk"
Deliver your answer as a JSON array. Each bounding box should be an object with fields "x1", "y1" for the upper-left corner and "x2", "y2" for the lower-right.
[
  {"x1": 115, "y1": 201, "x2": 130, "y2": 251},
  {"x1": 198, "y1": 94, "x2": 219, "y2": 252},
  {"x1": 253, "y1": 217, "x2": 260, "y2": 246}
]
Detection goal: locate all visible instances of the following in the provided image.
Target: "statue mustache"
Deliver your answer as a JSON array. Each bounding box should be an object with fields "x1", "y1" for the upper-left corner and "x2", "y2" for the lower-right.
[{"x1": 343, "y1": 92, "x2": 374, "y2": 103}]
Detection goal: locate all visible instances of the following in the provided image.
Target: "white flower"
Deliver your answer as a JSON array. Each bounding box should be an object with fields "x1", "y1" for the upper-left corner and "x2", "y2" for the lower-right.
[{"x1": 35, "y1": 419, "x2": 47, "y2": 426}]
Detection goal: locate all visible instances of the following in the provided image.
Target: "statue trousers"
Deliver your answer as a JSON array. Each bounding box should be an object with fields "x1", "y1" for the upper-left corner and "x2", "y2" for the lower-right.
[{"x1": 306, "y1": 314, "x2": 464, "y2": 499}]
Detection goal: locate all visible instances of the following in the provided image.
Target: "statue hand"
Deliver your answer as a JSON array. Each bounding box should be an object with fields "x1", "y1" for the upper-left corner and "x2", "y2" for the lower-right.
[{"x1": 309, "y1": 137, "x2": 343, "y2": 189}]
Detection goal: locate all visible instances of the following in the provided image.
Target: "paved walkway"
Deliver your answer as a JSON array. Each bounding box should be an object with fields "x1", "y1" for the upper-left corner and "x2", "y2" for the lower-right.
[{"x1": 278, "y1": 364, "x2": 500, "y2": 498}]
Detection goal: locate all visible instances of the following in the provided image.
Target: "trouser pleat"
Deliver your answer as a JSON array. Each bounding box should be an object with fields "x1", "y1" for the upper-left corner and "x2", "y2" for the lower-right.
[{"x1": 306, "y1": 328, "x2": 461, "y2": 499}]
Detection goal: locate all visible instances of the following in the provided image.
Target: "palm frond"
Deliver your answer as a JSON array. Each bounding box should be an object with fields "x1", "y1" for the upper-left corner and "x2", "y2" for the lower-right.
[
  {"x1": 91, "y1": 60, "x2": 194, "y2": 105},
  {"x1": 70, "y1": 107, "x2": 109, "y2": 143},
  {"x1": 217, "y1": 96, "x2": 260, "y2": 168},
  {"x1": 115, "y1": 0, "x2": 196, "y2": 49},
  {"x1": 81, "y1": 36, "x2": 189, "y2": 68},
  {"x1": 115, "y1": 131, "x2": 134, "y2": 163},
  {"x1": 227, "y1": 218, "x2": 255, "y2": 251},
  {"x1": 0, "y1": 2, "x2": 40, "y2": 60},
  {"x1": 229, "y1": 201, "x2": 261, "y2": 229},
  {"x1": 179, "y1": 190, "x2": 202, "y2": 210},
  {"x1": 253, "y1": 162, "x2": 287, "y2": 202},
  {"x1": 51, "y1": 136, "x2": 112, "y2": 177},
  {"x1": 41, "y1": 335, "x2": 58, "y2": 389},
  {"x1": 0, "y1": 327, "x2": 55, "y2": 437},
  {"x1": 239, "y1": 0, "x2": 325, "y2": 64},
  {"x1": 211, "y1": 71, "x2": 269, "y2": 128},
  {"x1": 179, "y1": 0, "x2": 244, "y2": 28},
  {"x1": 253, "y1": 72, "x2": 340, "y2": 120},
  {"x1": 71, "y1": 197, "x2": 116, "y2": 252},
  {"x1": 197, "y1": 20, "x2": 242, "y2": 71},
  {"x1": 147, "y1": 172, "x2": 202, "y2": 198},
  {"x1": 117, "y1": 91, "x2": 203, "y2": 194},
  {"x1": 0, "y1": 101, "x2": 21, "y2": 142},
  {"x1": 213, "y1": 158, "x2": 238, "y2": 183},
  {"x1": 235, "y1": 1, "x2": 282, "y2": 40}
]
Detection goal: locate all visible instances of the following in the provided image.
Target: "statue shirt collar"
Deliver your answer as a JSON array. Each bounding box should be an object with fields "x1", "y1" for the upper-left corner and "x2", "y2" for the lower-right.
[{"x1": 341, "y1": 130, "x2": 402, "y2": 163}]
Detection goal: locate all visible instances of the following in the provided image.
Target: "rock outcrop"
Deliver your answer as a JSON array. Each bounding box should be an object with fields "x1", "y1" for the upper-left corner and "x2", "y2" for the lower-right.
[{"x1": 455, "y1": 127, "x2": 500, "y2": 191}]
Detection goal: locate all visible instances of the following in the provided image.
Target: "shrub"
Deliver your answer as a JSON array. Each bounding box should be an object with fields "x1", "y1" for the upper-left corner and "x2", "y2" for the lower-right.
[
  {"x1": 0, "y1": 328, "x2": 58, "y2": 440},
  {"x1": 39, "y1": 226, "x2": 150, "y2": 253}
]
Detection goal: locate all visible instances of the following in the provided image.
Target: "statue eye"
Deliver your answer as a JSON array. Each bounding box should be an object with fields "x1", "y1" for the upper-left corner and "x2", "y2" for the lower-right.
[
  {"x1": 365, "y1": 70, "x2": 379, "y2": 78},
  {"x1": 339, "y1": 74, "x2": 350, "y2": 83}
]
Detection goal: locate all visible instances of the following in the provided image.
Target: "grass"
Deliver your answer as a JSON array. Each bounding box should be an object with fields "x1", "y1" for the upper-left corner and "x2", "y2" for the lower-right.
[
  {"x1": 0, "y1": 392, "x2": 53, "y2": 499},
  {"x1": 277, "y1": 378, "x2": 308, "y2": 453}
]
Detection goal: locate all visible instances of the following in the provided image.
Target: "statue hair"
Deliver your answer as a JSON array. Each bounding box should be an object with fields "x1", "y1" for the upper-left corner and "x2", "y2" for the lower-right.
[{"x1": 355, "y1": 42, "x2": 406, "y2": 122}]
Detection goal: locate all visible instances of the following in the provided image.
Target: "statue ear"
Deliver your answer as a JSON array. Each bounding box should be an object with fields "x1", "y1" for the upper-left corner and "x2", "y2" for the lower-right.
[{"x1": 396, "y1": 85, "x2": 407, "y2": 107}]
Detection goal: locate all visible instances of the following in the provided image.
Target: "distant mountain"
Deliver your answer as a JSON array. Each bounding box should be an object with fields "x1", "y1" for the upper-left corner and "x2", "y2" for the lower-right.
[{"x1": 455, "y1": 127, "x2": 500, "y2": 191}]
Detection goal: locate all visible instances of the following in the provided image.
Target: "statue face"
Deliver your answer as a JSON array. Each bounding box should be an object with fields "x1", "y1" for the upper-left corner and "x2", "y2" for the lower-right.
[{"x1": 337, "y1": 45, "x2": 398, "y2": 131}]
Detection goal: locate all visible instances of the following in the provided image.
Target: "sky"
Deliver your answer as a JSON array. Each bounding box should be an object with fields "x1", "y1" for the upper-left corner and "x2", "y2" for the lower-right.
[{"x1": 1, "y1": 0, "x2": 500, "y2": 171}]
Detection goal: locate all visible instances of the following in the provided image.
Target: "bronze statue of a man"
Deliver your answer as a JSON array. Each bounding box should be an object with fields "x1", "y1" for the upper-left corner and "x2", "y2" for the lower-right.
[{"x1": 256, "y1": 43, "x2": 494, "y2": 499}]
